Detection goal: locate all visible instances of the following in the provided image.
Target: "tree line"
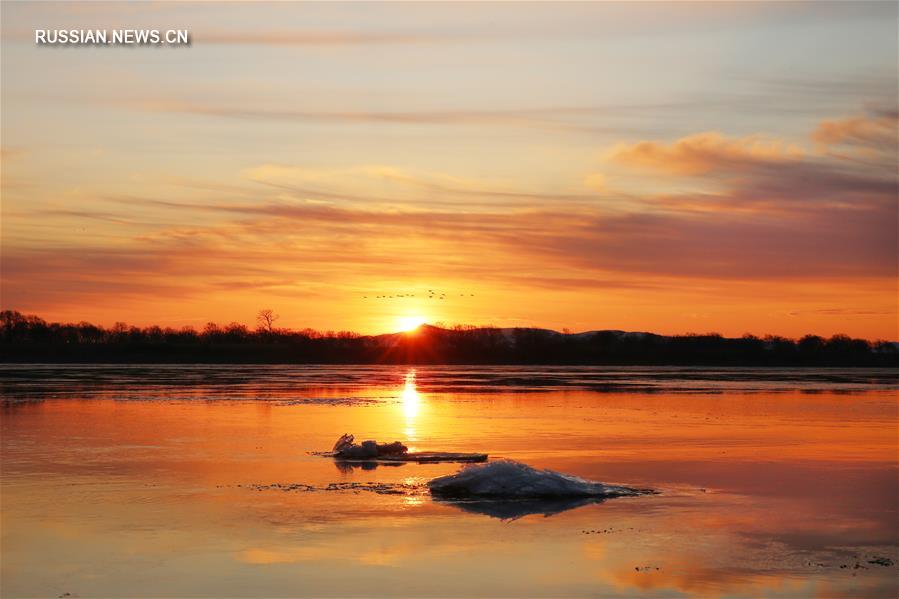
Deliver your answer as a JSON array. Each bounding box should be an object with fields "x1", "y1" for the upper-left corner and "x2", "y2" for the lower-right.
[{"x1": 1, "y1": 310, "x2": 896, "y2": 366}]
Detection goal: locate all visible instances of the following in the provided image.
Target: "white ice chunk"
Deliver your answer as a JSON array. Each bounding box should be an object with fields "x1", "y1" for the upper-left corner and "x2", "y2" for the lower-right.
[{"x1": 428, "y1": 460, "x2": 644, "y2": 498}]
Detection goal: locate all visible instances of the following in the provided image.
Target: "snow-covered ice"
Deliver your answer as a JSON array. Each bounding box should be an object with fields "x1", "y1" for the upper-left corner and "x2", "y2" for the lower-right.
[{"x1": 428, "y1": 460, "x2": 646, "y2": 498}]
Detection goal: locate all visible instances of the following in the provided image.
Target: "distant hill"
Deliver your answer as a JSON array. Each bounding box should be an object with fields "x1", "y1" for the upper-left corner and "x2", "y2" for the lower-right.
[
  {"x1": 368, "y1": 325, "x2": 658, "y2": 348},
  {"x1": 1, "y1": 311, "x2": 896, "y2": 366}
]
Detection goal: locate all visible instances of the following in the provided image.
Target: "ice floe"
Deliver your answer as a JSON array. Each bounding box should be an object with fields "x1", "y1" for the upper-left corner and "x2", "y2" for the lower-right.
[{"x1": 428, "y1": 460, "x2": 647, "y2": 499}]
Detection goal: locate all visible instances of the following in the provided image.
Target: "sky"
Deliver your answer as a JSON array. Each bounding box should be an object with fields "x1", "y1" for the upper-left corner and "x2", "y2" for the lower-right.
[{"x1": 1, "y1": 1, "x2": 897, "y2": 338}]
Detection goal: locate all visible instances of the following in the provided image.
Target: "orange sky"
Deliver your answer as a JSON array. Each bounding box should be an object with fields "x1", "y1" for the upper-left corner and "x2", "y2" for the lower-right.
[{"x1": 1, "y1": 2, "x2": 897, "y2": 338}]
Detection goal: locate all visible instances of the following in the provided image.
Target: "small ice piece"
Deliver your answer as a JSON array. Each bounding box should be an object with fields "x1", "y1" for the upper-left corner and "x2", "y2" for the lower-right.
[
  {"x1": 331, "y1": 434, "x2": 409, "y2": 459},
  {"x1": 428, "y1": 460, "x2": 643, "y2": 498},
  {"x1": 332, "y1": 433, "x2": 354, "y2": 453},
  {"x1": 337, "y1": 440, "x2": 379, "y2": 459},
  {"x1": 375, "y1": 441, "x2": 408, "y2": 456}
]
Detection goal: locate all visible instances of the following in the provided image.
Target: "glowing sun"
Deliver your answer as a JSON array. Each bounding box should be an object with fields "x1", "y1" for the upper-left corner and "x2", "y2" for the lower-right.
[{"x1": 397, "y1": 315, "x2": 426, "y2": 332}]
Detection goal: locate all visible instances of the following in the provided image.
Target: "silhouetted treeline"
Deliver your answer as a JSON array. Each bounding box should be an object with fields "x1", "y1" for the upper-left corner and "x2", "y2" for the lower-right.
[{"x1": 1, "y1": 311, "x2": 896, "y2": 366}]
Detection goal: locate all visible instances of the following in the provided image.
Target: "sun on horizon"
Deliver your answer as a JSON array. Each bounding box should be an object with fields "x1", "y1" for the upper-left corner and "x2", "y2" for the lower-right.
[{"x1": 397, "y1": 316, "x2": 427, "y2": 333}]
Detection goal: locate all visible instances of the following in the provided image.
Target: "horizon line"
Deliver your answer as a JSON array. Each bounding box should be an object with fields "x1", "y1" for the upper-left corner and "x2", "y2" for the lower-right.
[{"x1": 2, "y1": 310, "x2": 896, "y2": 344}]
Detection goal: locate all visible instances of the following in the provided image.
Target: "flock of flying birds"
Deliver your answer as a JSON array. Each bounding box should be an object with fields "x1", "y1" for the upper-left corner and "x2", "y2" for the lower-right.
[{"x1": 363, "y1": 290, "x2": 475, "y2": 300}]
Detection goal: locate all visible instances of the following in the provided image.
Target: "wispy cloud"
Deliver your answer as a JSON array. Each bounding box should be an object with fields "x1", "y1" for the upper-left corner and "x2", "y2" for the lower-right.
[
  {"x1": 197, "y1": 30, "x2": 456, "y2": 46},
  {"x1": 813, "y1": 112, "x2": 898, "y2": 152},
  {"x1": 607, "y1": 132, "x2": 804, "y2": 176},
  {"x1": 133, "y1": 100, "x2": 655, "y2": 136},
  {"x1": 604, "y1": 111, "x2": 897, "y2": 209}
]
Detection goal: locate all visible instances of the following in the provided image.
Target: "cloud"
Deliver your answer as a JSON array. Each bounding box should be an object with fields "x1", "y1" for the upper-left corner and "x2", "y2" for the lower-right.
[
  {"x1": 242, "y1": 164, "x2": 601, "y2": 207},
  {"x1": 129, "y1": 100, "x2": 673, "y2": 137},
  {"x1": 812, "y1": 112, "x2": 898, "y2": 151},
  {"x1": 139, "y1": 101, "x2": 600, "y2": 125},
  {"x1": 788, "y1": 308, "x2": 893, "y2": 317},
  {"x1": 21, "y1": 175, "x2": 894, "y2": 287},
  {"x1": 605, "y1": 115, "x2": 896, "y2": 208},
  {"x1": 532, "y1": 206, "x2": 896, "y2": 280},
  {"x1": 197, "y1": 30, "x2": 444, "y2": 46},
  {"x1": 606, "y1": 132, "x2": 804, "y2": 176}
]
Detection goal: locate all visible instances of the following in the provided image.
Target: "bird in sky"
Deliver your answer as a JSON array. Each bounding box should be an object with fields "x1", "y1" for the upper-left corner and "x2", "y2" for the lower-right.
[{"x1": 363, "y1": 289, "x2": 475, "y2": 299}]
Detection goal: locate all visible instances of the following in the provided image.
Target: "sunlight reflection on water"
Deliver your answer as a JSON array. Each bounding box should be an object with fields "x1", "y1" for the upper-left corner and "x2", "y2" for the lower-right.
[{"x1": 401, "y1": 369, "x2": 420, "y2": 443}]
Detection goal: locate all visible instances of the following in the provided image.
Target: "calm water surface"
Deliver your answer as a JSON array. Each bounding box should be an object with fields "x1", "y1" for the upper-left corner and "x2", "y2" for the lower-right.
[{"x1": 2, "y1": 365, "x2": 897, "y2": 598}]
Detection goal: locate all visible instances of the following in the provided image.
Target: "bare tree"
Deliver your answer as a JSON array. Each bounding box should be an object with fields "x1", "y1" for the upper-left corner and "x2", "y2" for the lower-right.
[{"x1": 256, "y1": 309, "x2": 280, "y2": 333}]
